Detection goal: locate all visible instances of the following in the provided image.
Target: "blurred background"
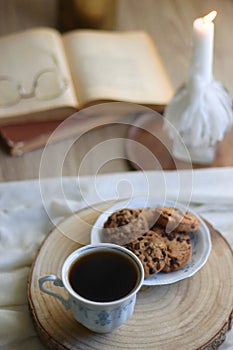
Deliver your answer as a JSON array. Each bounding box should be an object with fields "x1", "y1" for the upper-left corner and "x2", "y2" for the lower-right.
[
  {"x1": 1, "y1": 0, "x2": 233, "y2": 93},
  {"x1": 0, "y1": 0, "x2": 233, "y2": 181}
]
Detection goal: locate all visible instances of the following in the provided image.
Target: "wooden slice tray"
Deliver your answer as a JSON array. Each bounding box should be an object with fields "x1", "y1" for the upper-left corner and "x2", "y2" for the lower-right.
[{"x1": 28, "y1": 201, "x2": 233, "y2": 350}]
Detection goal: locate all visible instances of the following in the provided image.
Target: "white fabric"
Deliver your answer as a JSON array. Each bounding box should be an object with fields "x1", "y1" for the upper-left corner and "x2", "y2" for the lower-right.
[{"x1": 0, "y1": 168, "x2": 232, "y2": 349}]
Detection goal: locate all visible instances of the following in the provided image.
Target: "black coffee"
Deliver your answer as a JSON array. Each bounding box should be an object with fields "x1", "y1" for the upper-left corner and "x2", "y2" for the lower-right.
[{"x1": 69, "y1": 250, "x2": 139, "y2": 302}]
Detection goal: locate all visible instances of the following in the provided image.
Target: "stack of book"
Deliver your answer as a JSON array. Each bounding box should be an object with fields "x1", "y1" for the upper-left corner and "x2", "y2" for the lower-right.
[{"x1": 0, "y1": 27, "x2": 173, "y2": 155}]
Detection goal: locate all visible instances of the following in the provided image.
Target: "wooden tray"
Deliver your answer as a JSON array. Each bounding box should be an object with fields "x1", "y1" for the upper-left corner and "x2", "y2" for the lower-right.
[{"x1": 28, "y1": 201, "x2": 233, "y2": 350}]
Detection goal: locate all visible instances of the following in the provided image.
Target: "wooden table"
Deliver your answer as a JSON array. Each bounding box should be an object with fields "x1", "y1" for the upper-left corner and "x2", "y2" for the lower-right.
[{"x1": 0, "y1": 0, "x2": 233, "y2": 181}]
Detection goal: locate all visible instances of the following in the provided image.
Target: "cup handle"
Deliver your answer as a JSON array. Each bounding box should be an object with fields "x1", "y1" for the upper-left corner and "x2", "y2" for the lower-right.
[{"x1": 38, "y1": 275, "x2": 71, "y2": 310}]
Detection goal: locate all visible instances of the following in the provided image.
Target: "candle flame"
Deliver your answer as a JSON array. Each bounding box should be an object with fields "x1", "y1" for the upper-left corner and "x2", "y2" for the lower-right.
[{"x1": 203, "y1": 10, "x2": 217, "y2": 23}]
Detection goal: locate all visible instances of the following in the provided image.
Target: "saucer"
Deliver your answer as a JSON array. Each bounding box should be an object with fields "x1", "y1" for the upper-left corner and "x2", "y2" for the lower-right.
[{"x1": 91, "y1": 197, "x2": 212, "y2": 286}]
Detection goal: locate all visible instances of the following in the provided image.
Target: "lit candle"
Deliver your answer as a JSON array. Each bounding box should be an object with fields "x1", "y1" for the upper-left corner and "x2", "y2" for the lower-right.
[
  {"x1": 191, "y1": 10, "x2": 217, "y2": 82},
  {"x1": 164, "y1": 9, "x2": 232, "y2": 165}
]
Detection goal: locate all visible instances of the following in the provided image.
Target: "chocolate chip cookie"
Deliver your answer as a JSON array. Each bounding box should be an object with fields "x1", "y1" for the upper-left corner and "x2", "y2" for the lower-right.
[
  {"x1": 154, "y1": 207, "x2": 200, "y2": 233},
  {"x1": 102, "y1": 208, "x2": 148, "y2": 245},
  {"x1": 138, "y1": 207, "x2": 160, "y2": 229},
  {"x1": 124, "y1": 230, "x2": 168, "y2": 278},
  {"x1": 152, "y1": 225, "x2": 192, "y2": 272}
]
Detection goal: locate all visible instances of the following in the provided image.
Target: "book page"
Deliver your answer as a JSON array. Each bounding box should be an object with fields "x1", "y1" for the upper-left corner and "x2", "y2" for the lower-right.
[
  {"x1": 0, "y1": 28, "x2": 78, "y2": 120},
  {"x1": 63, "y1": 30, "x2": 174, "y2": 106}
]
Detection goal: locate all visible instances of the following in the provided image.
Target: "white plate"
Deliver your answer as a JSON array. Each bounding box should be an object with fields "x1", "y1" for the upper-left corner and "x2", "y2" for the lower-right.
[{"x1": 91, "y1": 197, "x2": 212, "y2": 286}]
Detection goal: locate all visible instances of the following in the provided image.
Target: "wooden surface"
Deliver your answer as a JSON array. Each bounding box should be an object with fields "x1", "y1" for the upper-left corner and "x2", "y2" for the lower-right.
[
  {"x1": 28, "y1": 201, "x2": 233, "y2": 350},
  {"x1": 1, "y1": 0, "x2": 233, "y2": 181},
  {"x1": 126, "y1": 112, "x2": 233, "y2": 170}
]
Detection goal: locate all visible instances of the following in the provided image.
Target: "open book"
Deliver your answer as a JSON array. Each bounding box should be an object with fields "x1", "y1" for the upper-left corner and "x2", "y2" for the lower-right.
[{"x1": 0, "y1": 27, "x2": 173, "y2": 125}]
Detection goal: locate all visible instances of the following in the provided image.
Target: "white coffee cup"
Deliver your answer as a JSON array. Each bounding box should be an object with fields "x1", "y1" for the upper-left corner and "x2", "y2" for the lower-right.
[{"x1": 39, "y1": 243, "x2": 144, "y2": 333}]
